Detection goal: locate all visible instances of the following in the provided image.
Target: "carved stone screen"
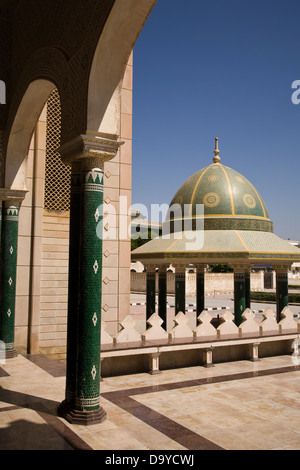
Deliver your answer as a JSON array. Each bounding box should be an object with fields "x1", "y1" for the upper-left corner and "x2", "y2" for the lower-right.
[{"x1": 44, "y1": 89, "x2": 71, "y2": 212}]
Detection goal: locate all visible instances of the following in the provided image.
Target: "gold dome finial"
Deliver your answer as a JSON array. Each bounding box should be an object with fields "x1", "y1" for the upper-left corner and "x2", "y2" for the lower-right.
[{"x1": 213, "y1": 137, "x2": 221, "y2": 163}]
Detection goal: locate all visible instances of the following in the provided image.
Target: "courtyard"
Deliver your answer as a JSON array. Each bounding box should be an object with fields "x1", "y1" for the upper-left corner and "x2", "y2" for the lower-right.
[{"x1": 1, "y1": 353, "x2": 300, "y2": 451}]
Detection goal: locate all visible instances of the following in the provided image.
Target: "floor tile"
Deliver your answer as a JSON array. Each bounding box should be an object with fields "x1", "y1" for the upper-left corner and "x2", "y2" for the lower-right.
[{"x1": 1, "y1": 355, "x2": 300, "y2": 450}]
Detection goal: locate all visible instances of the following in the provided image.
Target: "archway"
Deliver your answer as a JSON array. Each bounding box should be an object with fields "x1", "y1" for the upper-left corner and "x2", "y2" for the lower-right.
[
  {"x1": 5, "y1": 80, "x2": 56, "y2": 190},
  {"x1": 0, "y1": 0, "x2": 158, "y2": 425},
  {"x1": 87, "y1": 0, "x2": 157, "y2": 134},
  {"x1": 1, "y1": 79, "x2": 57, "y2": 358}
]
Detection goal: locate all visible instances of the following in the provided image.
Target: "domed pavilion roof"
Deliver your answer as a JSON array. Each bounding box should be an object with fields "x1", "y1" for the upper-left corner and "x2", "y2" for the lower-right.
[
  {"x1": 168, "y1": 139, "x2": 272, "y2": 233},
  {"x1": 132, "y1": 139, "x2": 300, "y2": 266}
]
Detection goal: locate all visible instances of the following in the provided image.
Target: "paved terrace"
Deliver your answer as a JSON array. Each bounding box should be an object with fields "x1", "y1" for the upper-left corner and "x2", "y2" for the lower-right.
[{"x1": 1, "y1": 354, "x2": 300, "y2": 450}]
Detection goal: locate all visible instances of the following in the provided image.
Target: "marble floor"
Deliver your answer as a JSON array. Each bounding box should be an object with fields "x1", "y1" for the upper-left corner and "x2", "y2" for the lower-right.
[{"x1": 1, "y1": 354, "x2": 300, "y2": 450}]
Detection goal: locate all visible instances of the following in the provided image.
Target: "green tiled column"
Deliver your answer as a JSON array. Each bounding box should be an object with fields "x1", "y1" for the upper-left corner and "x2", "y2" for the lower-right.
[
  {"x1": 146, "y1": 266, "x2": 156, "y2": 321},
  {"x1": 57, "y1": 134, "x2": 122, "y2": 426},
  {"x1": 0, "y1": 201, "x2": 20, "y2": 358},
  {"x1": 234, "y1": 266, "x2": 246, "y2": 326},
  {"x1": 73, "y1": 159, "x2": 105, "y2": 423},
  {"x1": 245, "y1": 268, "x2": 251, "y2": 310},
  {"x1": 58, "y1": 162, "x2": 81, "y2": 414},
  {"x1": 158, "y1": 266, "x2": 167, "y2": 330},
  {"x1": 174, "y1": 265, "x2": 186, "y2": 314},
  {"x1": 196, "y1": 265, "x2": 205, "y2": 320},
  {"x1": 275, "y1": 266, "x2": 289, "y2": 323}
]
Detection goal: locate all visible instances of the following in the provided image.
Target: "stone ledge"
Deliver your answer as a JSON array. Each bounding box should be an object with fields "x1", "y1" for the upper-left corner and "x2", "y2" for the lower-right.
[{"x1": 100, "y1": 332, "x2": 300, "y2": 377}]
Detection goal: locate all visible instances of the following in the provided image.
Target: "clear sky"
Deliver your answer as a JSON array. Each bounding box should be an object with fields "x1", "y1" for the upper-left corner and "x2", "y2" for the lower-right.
[{"x1": 132, "y1": 0, "x2": 300, "y2": 241}]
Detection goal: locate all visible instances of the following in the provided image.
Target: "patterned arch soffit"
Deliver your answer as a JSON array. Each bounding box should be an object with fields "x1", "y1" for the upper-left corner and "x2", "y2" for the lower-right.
[
  {"x1": 5, "y1": 0, "x2": 157, "y2": 189},
  {"x1": 87, "y1": 0, "x2": 157, "y2": 134},
  {"x1": 5, "y1": 79, "x2": 56, "y2": 189}
]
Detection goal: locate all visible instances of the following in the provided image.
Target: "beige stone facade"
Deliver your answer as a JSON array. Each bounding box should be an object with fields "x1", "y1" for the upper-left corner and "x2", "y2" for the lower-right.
[{"x1": 15, "y1": 54, "x2": 133, "y2": 358}]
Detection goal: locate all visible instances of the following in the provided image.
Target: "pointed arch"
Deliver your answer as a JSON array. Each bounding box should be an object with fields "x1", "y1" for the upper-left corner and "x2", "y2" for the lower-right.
[
  {"x1": 5, "y1": 79, "x2": 56, "y2": 189},
  {"x1": 87, "y1": 0, "x2": 157, "y2": 134}
]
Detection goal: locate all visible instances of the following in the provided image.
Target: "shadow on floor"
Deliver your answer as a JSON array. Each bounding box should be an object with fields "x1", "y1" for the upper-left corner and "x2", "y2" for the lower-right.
[
  {"x1": 0, "y1": 386, "x2": 60, "y2": 415},
  {"x1": 0, "y1": 419, "x2": 74, "y2": 450},
  {"x1": 0, "y1": 387, "x2": 92, "y2": 450}
]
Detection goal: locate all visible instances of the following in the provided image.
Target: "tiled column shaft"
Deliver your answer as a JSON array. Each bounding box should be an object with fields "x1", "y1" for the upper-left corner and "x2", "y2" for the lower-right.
[
  {"x1": 75, "y1": 158, "x2": 104, "y2": 418},
  {"x1": 158, "y1": 267, "x2": 167, "y2": 330},
  {"x1": 57, "y1": 134, "x2": 123, "y2": 425},
  {"x1": 0, "y1": 201, "x2": 21, "y2": 358},
  {"x1": 196, "y1": 265, "x2": 205, "y2": 319},
  {"x1": 234, "y1": 266, "x2": 246, "y2": 326},
  {"x1": 276, "y1": 266, "x2": 289, "y2": 323},
  {"x1": 245, "y1": 269, "x2": 251, "y2": 309},
  {"x1": 62, "y1": 162, "x2": 81, "y2": 408},
  {"x1": 175, "y1": 266, "x2": 186, "y2": 314},
  {"x1": 146, "y1": 266, "x2": 156, "y2": 321}
]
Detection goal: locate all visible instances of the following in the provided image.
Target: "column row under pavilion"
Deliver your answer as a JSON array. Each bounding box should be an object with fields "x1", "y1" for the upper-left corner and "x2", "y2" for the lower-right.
[{"x1": 143, "y1": 262, "x2": 290, "y2": 328}]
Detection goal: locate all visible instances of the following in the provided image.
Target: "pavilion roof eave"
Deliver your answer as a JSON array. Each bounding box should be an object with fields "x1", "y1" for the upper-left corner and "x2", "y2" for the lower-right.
[
  {"x1": 132, "y1": 251, "x2": 300, "y2": 267},
  {"x1": 131, "y1": 230, "x2": 300, "y2": 267}
]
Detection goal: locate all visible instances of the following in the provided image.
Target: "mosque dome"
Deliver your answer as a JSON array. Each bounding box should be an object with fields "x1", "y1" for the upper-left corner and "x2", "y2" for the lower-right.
[
  {"x1": 166, "y1": 138, "x2": 273, "y2": 233},
  {"x1": 132, "y1": 138, "x2": 300, "y2": 266}
]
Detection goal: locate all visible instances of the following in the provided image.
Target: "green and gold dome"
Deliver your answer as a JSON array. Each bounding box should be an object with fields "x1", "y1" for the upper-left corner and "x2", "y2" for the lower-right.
[
  {"x1": 166, "y1": 138, "x2": 272, "y2": 233},
  {"x1": 132, "y1": 139, "x2": 300, "y2": 265}
]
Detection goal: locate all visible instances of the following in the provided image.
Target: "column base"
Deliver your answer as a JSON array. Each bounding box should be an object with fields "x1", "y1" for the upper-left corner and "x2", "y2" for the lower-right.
[
  {"x1": 58, "y1": 401, "x2": 106, "y2": 425},
  {"x1": 6, "y1": 349, "x2": 18, "y2": 359}
]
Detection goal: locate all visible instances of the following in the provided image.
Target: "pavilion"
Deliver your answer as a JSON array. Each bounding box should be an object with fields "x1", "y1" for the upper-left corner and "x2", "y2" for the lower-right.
[{"x1": 132, "y1": 139, "x2": 300, "y2": 327}]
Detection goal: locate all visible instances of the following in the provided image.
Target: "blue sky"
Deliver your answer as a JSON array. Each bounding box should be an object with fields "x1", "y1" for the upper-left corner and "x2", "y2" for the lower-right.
[{"x1": 131, "y1": 0, "x2": 300, "y2": 240}]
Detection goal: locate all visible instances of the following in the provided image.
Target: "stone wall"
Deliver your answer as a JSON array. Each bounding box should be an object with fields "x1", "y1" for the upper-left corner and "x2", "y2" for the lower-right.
[
  {"x1": 40, "y1": 211, "x2": 69, "y2": 356},
  {"x1": 131, "y1": 271, "x2": 265, "y2": 295}
]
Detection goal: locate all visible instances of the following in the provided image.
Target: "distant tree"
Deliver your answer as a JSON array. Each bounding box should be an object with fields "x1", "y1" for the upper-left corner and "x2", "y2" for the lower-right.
[
  {"x1": 209, "y1": 264, "x2": 233, "y2": 273},
  {"x1": 131, "y1": 230, "x2": 158, "y2": 251}
]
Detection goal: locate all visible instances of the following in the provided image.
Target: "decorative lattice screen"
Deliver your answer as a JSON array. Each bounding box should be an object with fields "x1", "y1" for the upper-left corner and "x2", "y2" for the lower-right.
[{"x1": 44, "y1": 89, "x2": 71, "y2": 212}]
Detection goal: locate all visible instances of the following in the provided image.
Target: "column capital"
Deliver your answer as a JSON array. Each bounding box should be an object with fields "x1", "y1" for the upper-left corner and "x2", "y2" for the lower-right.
[
  {"x1": 0, "y1": 189, "x2": 27, "y2": 206},
  {"x1": 173, "y1": 264, "x2": 186, "y2": 273},
  {"x1": 273, "y1": 264, "x2": 291, "y2": 273},
  {"x1": 58, "y1": 132, "x2": 124, "y2": 167},
  {"x1": 232, "y1": 263, "x2": 251, "y2": 274},
  {"x1": 157, "y1": 265, "x2": 168, "y2": 273},
  {"x1": 144, "y1": 264, "x2": 157, "y2": 273},
  {"x1": 194, "y1": 264, "x2": 207, "y2": 273}
]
